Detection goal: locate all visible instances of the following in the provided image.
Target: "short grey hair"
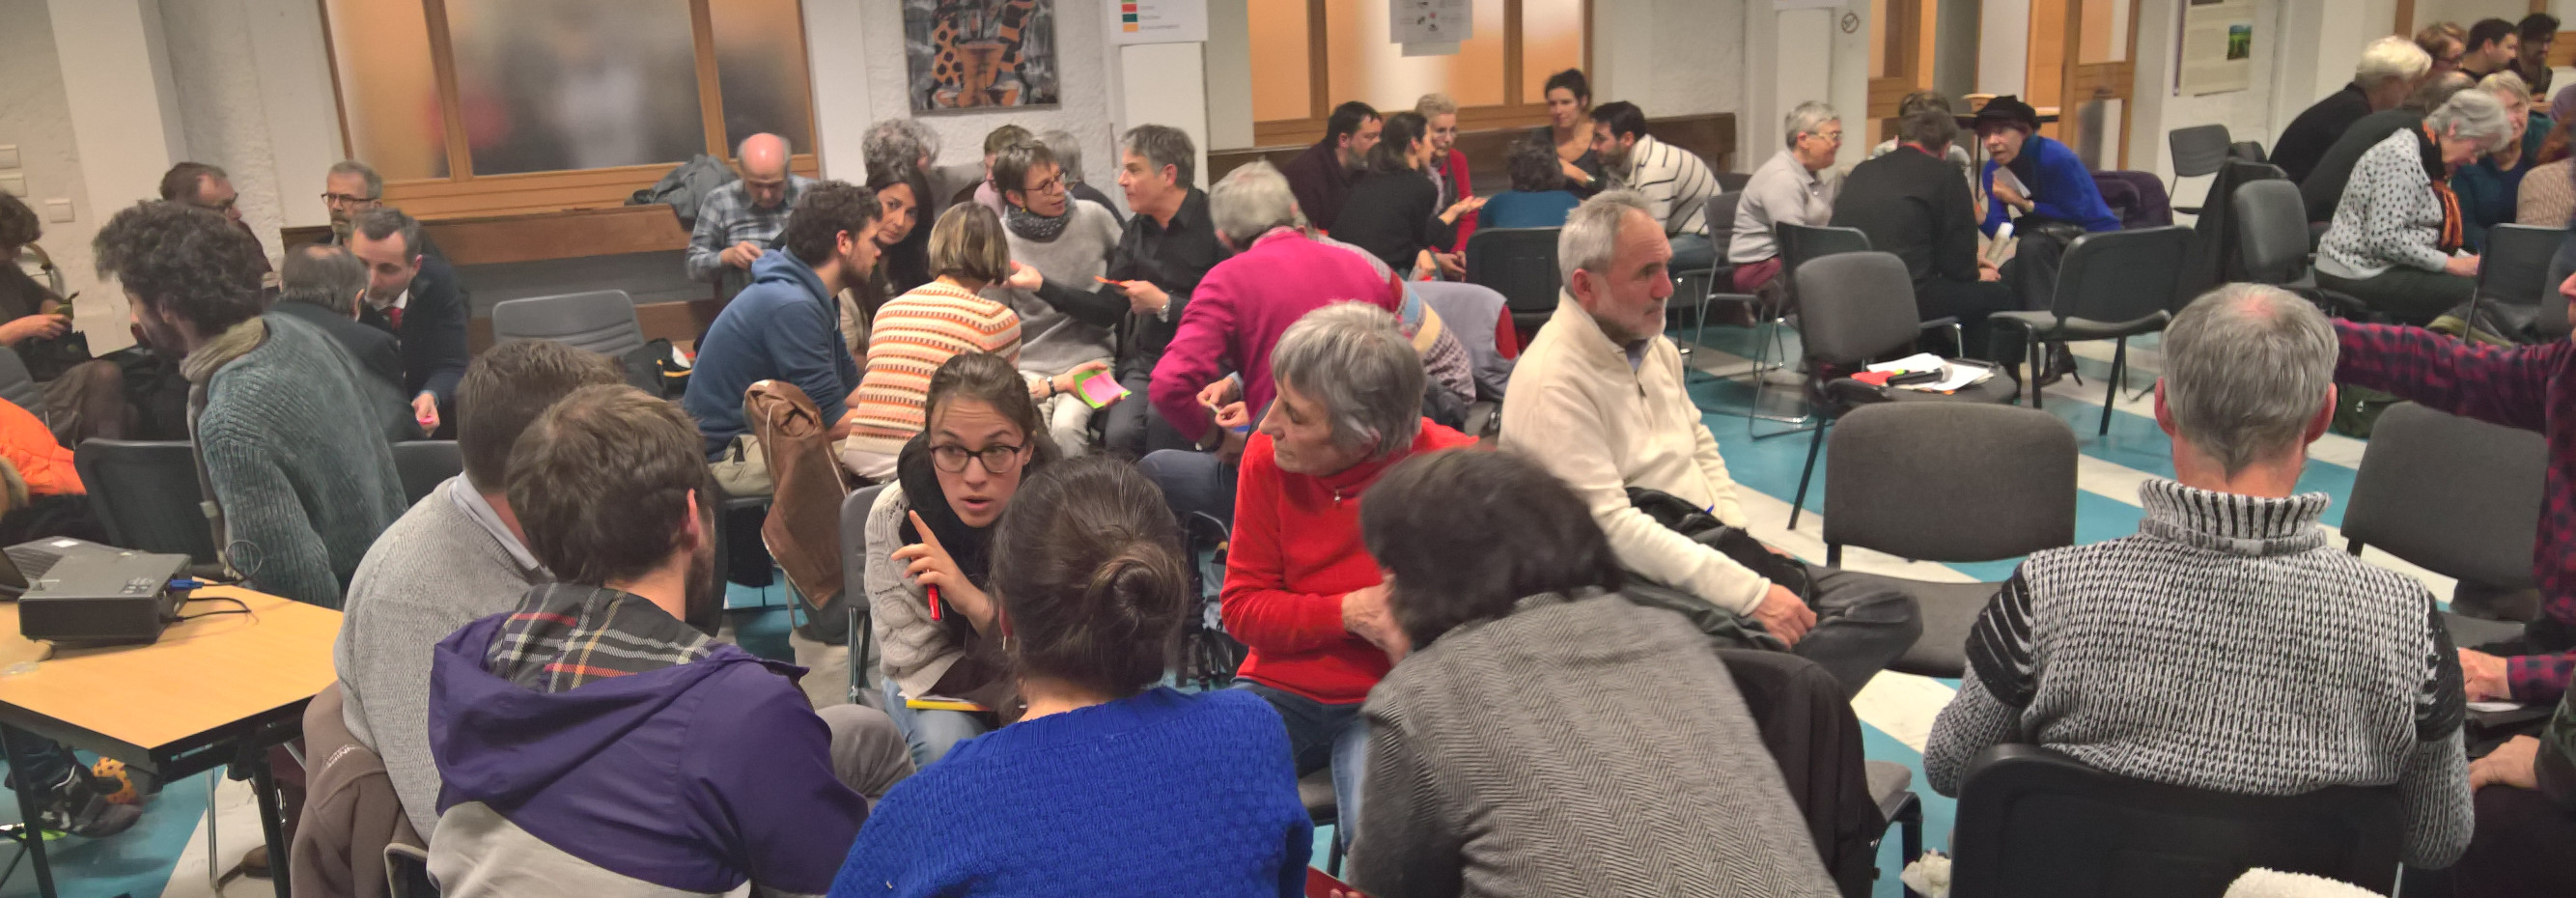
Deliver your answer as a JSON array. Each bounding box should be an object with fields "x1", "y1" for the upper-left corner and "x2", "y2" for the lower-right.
[
  {"x1": 1415, "y1": 93, "x2": 1458, "y2": 118},
  {"x1": 1784, "y1": 101, "x2": 1841, "y2": 148},
  {"x1": 2480, "y1": 70, "x2": 2532, "y2": 108},
  {"x1": 1558, "y1": 190, "x2": 1653, "y2": 292},
  {"x1": 1210, "y1": 160, "x2": 1303, "y2": 246},
  {"x1": 2356, "y1": 36, "x2": 2432, "y2": 90},
  {"x1": 327, "y1": 160, "x2": 381, "y2": 199},
  {"x1": 2426, "y1": 87, "x2": 2518, "y2": 152},
  {"x1": 1123, "y1": 124, "x2": 1196, "y2": 187},
  {"x1": 1271, "y1": 302, "x2": 1424, "y2": 463},
  {"x1": 278, "y1": 244, "x2": 367, "y2": 315},
  {"x1": 864, "y1": 118, "x2": 940, "y2": 169},
  {"x1": 1038, "y1": 129, "x2": 1085, "y2": 182},
  {"x1": 2161, "y1": 284, "x2": 2338, "y2": 475}
]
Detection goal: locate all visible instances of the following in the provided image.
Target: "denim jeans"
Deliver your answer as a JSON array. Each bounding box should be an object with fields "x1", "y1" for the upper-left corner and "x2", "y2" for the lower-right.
[
  {"x1": 1233, "y1": 680, "x2": 1367, "y2": 848},
  {"x1": 1138, "y1": 448, "x2": 1239, "y2": 530},
  {"x1": 881, "y1": 679, "x2": 994, "y2": 769},
  {"x1": 1668, "y1": 232, "x2": 1719, "y2": 274}
]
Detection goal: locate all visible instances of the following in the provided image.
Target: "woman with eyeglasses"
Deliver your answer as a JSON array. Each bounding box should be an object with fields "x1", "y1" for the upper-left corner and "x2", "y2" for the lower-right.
[
  {"x1": 833, "y1": 457, "x2": 1311, "y2": 897},
  {"x1": 865, "y1": 351, "x2": 1060, "y2": 767}
]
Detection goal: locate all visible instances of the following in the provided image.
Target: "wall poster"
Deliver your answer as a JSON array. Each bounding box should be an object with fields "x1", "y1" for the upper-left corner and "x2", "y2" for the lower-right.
[
  {"x1": 2175, "y1": 0, "x2": 2254, "y2": 96},
  {"x1": 906, "y1": 0, "x2": 1061, "y2": 112}
]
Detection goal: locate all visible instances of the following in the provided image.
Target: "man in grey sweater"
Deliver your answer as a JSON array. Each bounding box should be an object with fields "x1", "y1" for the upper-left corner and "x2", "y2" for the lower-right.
[
  {"x1": 986, "y1": 140, "x2": 1124, "y2": 455},
  {"x1": 96, "y1": 200, "x2": 407, "y2": 609},
  {"x1": 1925, "y1": 284, "x2": 2474, "y2": 870},
  {"x1": 335, "y1": 341, "x2": 626, "y2": 837}
]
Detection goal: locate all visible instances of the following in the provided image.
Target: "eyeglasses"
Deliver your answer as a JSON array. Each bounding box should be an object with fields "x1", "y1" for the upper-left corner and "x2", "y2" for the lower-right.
[
  {"x1": 929, "y1": 442, "x2": 1027, "y2": 474},
  {"x1": 321, "y1": 192, "x2": 380, "y2": 207},
  {"x1": 1022, "y1": 173, "x2": 1064, "y2": 195}
]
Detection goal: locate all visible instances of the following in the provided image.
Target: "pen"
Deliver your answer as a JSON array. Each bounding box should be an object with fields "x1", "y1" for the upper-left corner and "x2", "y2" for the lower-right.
[{"x1": 927, "y1": 584, "x2": 943, "y2": 621}]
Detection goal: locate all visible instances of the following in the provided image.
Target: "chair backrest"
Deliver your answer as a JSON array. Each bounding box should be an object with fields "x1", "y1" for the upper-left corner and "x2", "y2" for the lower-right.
[
  {"x1": 1951, "y1": 744, "x2": 2405, "y2": 898},
  {"x1": 2170, "y1": 125, "x2": 2234, "y2": 180},
  {"x1": 840, "y1": 483, "x2": 889, "y2": 611},
  {"x1": 2342, "y1": 403, "x2": 2546, "y2": 589},
  {"x1": 2545, "y1": 233, "x2": 2576, "y2": 340},
  {"x1": 1776, "y1": 222, "x2": 1872, "y2": 308},
  {"x1": 1792, "y1": 252, "x2": 1920, "y2": 366},
  {"x1": 1716, "y1": 171, "x2": 1751, "y2": 193},
  {"x1": 1825, "y1": 404, "x2": 2078, "y2": 562},
  {"x1": 2230, "y1": 179, "x2": 2312, "y2": 286},
  {"x1": 490, "y1": 290, "x2": 646, "y2": 358},
  {"x1": 2051, "y1": 225, "x2": 2193, "y2": 323},
  {"x1": 73, "y1": 439, "x2": 220, "y2": 563},
  {"x1": 390, "y1": 440, "x2": 462, "y2": 507},
  {"x1": 1706, "y1": 192, "x2": 1741, "y2": 249},
  {"x1": 2181, "y1": 160, "x2": 2287, "y2": 300},
  {"x1": 1463, "y1": 227, "x2": 1564, "y2": 316},
  {"x1": 2478, "y1": 223, "x2": 2566, "y2": 307},
  {"x1": 0, "y1": 346, "x2": 40, "y2": 414},
  {"x1": 1412, "y1": 281, "x2": 1514, "y2": 401}
]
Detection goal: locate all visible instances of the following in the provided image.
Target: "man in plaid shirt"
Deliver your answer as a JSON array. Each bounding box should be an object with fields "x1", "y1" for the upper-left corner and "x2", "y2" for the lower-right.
[
  {"x1": 2335, "y1": 302, "x2": 2576, "y2": 705},
  {"x1": 686, "y1": 132, "x2": 818, "y2": 296}
]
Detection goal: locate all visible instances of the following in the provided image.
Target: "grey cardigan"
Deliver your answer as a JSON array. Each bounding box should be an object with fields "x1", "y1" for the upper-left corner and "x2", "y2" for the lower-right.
[{"x1": 1348, "y1": 592, "x2": 1839, "y2": 898}]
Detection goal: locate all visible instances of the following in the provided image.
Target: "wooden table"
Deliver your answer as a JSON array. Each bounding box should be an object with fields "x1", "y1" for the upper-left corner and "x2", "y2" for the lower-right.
[{"x1": 0, "y1": 586, "x2": 336, "y2": 898}]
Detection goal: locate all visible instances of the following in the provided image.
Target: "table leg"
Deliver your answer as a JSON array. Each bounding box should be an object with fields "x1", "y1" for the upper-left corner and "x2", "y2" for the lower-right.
[
  {"x1": 249, "y1": 751, "x2": 290, "y2": 898},
  {"x1": 2, "y1": 732, "x2": 56, "y2": 898}
]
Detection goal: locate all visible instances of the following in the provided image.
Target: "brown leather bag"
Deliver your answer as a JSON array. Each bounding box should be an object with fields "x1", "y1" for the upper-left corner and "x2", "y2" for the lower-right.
[{"x1": 743, "y1": 379, "x2": 849, "y2": 613}]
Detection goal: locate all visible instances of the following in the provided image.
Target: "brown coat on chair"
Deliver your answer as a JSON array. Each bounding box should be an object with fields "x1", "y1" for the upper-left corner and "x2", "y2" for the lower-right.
[
  {"x1": 746, "y1": 379, "x2": 849, "y2": 612},
  {"x1": 291, "y1": 683, "x2": 424, "y2": 898}
]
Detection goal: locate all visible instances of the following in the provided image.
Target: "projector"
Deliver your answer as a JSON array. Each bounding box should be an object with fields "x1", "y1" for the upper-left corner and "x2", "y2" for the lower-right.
[{"x1": 18, "y1": 552, "x2": 193, "y2": 646}]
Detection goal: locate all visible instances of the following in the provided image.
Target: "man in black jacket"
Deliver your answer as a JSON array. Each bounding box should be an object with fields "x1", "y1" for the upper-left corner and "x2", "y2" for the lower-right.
[
  {"x1": 349, "y1": 207, "x2": 470, "y2": 435},
  {"x1": 2301, "y1": 71, "x2": 2476, "y2": 223},
  {"x1": 2272, "y1": 37, "x2": 2432, "y2": 184},
  {"x1": 270, "y1": 244, "x2": 413, "y2": 441},
  {"x1": 1019, "y1": 125, "x2": 1231, "y2": 457},
  {"x1": 1831, "y1": 107, "x2": 2021, "y2": 363}
]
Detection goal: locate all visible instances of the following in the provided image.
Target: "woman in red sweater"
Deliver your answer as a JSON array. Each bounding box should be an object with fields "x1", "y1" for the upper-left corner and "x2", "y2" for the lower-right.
[{"x1": 1221, "y1": 301, "x2": 1477, "y2": 850}]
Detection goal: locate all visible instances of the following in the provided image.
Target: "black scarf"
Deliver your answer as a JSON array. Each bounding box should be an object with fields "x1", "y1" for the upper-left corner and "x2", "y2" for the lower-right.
[
  {"x1": 1004, "y1": 202, "x2": 1073, "y2": 241},
  {"x1": 895, "y1": 434, "x2": 994, "y2": 593}
]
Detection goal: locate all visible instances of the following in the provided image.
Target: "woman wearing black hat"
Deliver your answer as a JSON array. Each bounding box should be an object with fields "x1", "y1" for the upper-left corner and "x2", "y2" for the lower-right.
[{"x1": 1973, "y1": 96, "x2": 2121, "y2": 384}]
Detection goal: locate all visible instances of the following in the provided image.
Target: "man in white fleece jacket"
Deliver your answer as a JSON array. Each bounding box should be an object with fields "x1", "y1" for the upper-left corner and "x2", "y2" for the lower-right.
[{"x1": 1499, "y1": 191, "x2": 1919, "y2": 695}]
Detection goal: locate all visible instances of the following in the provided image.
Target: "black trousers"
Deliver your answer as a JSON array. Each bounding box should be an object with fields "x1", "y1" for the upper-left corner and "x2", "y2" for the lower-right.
[
  {"x1": 1915, "y1": 276, "x2": 2025, "y2": 364},
  {"x1": 2315, "y1": 267, "x2": 2477, "y2": 326}
]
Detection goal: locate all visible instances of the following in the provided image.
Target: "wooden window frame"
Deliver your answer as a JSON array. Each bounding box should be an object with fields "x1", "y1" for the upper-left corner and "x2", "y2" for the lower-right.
[
  {"x1": 1249, "y1": 0, "x2": 1594, "y2": 148},
  {"x1": 318, "y1": 0, "x2": 821, "y2": 220}
]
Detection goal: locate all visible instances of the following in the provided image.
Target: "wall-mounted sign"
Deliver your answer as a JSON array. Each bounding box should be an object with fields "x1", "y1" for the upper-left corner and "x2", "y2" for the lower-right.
[{"x1": 1109, "y1": 0, "x2": 1207, "y2": 45}]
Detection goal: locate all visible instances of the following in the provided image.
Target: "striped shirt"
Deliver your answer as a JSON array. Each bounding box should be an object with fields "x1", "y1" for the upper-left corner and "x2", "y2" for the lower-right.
[
  {"x1": 1608, "y1": 134, "x2": 1721, "y2": 238},
  {"x1": 843, "y1": 282, "x2": 1022, "y2": 476}
]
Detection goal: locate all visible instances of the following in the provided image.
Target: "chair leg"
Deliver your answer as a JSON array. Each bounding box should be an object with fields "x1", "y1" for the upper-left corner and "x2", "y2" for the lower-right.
[
  {"x1": 1789, "y1": 421, "x2": 1827, "y2": 530},
  {"x1": 1827, "y1": 543, "x2": 1842, "y2": 568},
  {"x1": 2027, "y1": 334, "x2": 2046, "y2": 409},
  {"x1": 1329, "y1": 831, "x2": 1346, "y2": 876},
  {"x1": 2101, "y1": 337, "x2": 2126, "y2": 437},
  {"x1": 1900, "y1": 798, "x2": 1925, "y2": 898}
]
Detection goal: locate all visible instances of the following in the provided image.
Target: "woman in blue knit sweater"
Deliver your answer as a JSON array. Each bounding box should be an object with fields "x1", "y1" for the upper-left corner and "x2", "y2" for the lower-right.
[{"x1": 831, "y1": 458, "x2": 1311, "y2": 897}]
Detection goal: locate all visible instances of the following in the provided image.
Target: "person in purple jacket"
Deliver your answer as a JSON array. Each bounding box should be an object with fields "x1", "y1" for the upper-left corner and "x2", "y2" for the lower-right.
[{"x1": 425, "y1": 384, "x2": 913, "y2": 898}]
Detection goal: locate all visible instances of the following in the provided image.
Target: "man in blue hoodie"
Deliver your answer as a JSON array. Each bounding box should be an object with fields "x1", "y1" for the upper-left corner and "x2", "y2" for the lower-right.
[
  {"x1": 426, "y1": 384, "x2": 912, "y2": 897},
  {"x1": 683, "y1": 181, "x2": 882, "y2": 496}
]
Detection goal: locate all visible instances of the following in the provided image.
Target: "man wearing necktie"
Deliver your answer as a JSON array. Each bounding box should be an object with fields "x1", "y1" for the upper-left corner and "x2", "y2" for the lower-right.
[{"x1": 349, "y1": 207, "x2": 470, "y2": 436}]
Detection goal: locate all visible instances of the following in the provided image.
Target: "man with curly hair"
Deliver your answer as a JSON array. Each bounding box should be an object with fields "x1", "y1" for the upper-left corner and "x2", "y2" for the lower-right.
[{"x1": 94, "y1": 201, "x2": 407, "y2": 608}]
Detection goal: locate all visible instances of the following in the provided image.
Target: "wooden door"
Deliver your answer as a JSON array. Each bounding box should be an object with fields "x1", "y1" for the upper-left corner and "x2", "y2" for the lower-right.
[
  {"x1": 1868, "y1": 0, "x2": 1938, "y2": 142},
  {"x1": 2058, "y1": 0, "x2": 2142, "y2": 169}
]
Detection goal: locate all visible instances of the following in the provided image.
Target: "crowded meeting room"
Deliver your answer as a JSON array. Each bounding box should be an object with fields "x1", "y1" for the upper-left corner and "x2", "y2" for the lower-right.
[{"x1": 12, "y1": 0, "x2": 2576, "y2": 896}]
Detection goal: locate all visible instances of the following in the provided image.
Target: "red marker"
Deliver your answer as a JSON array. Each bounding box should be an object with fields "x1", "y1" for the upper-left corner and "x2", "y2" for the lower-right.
[{"x1": 927, "y1": 584, "x2": 943, "y2": 621}]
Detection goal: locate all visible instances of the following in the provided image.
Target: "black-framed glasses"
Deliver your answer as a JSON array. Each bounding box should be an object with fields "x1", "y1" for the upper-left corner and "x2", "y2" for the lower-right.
[
  {"x1": 321, "y1": 192, "x2": 379, "y2": 207},
  {"x1": 929, "y1": 442, "x2": 1027, "y2": 474}
]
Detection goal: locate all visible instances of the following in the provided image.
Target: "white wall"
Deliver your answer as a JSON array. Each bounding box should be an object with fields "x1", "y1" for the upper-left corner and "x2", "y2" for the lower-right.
[
  {"x1": 3, "y1": 0, "x2": 103, "y2": 323},
  {"x1": 1980, "y1": 0, "x2": 2030, "y2": 96},
  {"x1": 1205, "y1": 0, "x2": 1256, "y2": 151},
  {"x1": 856, "y1": 1, "x2": 1123, "y2": 190}
]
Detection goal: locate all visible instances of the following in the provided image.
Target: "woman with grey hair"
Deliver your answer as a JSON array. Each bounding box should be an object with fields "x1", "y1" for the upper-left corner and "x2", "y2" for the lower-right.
[
  {"x1": 2316, "y1": 88, "x2": 2519, "y2": 323},
  {"x1": 1220, "y1": 300, "x2": 1478, "y2": 860},
  {"x1": 2454, "y1": 70, "x2": 2552, "y2": 250},
  {"x1": 1038, "y1": 128, "x2": 1126, "y2": 226}
]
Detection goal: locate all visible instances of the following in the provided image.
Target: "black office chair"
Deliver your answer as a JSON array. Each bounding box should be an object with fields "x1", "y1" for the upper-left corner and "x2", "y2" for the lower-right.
[
  {"x1": 0, "y1": 347, "x2": 40, "y2": 415},
  {"x1": 1992, "y1": 225, "x2": 2194, "y2": 435},
  {"x1": 2344, "y1": 403, "x2": 2547, "y2": 637},
  {"x1": 2169, "y1": 125, "x2": 2233, "y2": 214},
  {"x1": 1786, "y1": 253, "x2": 2019, "y2": 529},
  {"x1": 1752, "y1": 224, "x2": 1875, "y2": 437},
  {"x1": 1822, "y1": 404, "x2": 2078, "y2": 677},
  {"x1": 74, "y1": 439, "x2": 221, "y2": 565},
  {"x1": 1950, "y1": 744, "x2": 2405, "y2": 898},
  {"x1": 2179, "y1": 160, "x2": 2287, "y2": 304},
  {"x1": 2233, "y1": 179, "x2": 2370, "y2": 321},
  {"x1": 490, "y1": 290, "x2": 648, "y2": 358},
  {"x1": 1717, "y1": 171, "x2": 1752, "y2": 192},
  {"x1": 2472, "y1": 223, "x2": 2568, "y2": 337},
  {"x1": 389, "y1": 440, "x2": 462, "y2": 506},
  {"x1": 1464, "y1": 228, "x2": 1563, "y2": 339}
]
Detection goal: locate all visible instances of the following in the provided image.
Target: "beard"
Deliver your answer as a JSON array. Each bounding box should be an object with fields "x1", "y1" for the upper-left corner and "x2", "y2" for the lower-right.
[
  {"x1": 131, "y1": 313, "x2": 186, "y2": 357},
  {"x1": 681, "y1": 540, "x2": 722, "y2": 636}
]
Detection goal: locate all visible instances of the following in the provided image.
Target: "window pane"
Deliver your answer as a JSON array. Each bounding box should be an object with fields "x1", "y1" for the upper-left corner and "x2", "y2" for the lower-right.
[
  {"x1": 1520, "y1": 0, "x2": 1584, "y2": 103},
  {"x1": 710, "y1": 0, "x2": 817, "y2": 154},
  {"x1": 1250, "y1": 0, "x2": 1315, "y2": 123},
  {"x1": 1325, "y1": 0, "x2": 1506, "y2": 113},
  {"x1": 323, "y1": 0, "x2": 450, "y2": 181},
  {"x1": 446, "y1": 0, "x2": 707, "y2": 176}
]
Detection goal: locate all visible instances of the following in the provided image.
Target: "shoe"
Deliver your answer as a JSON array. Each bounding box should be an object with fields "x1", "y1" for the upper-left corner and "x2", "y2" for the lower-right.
[
  {"x1": 2033, "y1": 344, "x2": 2077, "y2": 388},
  {"x1": 239, "y1": 844, "x2": 271, "y2": 879},
  {"x1": 36, "y1": 768, "x2": 140, "y2": 839}
]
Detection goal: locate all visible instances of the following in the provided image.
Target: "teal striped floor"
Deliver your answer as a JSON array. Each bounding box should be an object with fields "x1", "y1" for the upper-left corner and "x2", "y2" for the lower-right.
[{"x1": 27, "y1": 323, "x2": 2445, "y2": 898}]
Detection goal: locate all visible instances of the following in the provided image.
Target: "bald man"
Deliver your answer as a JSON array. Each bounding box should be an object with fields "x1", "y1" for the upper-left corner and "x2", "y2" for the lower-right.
[{"x1": 686, "y1": 133, "x2": 820, "y2": 297}]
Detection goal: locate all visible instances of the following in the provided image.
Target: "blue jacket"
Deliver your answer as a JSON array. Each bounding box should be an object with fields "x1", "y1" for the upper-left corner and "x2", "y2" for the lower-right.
[
  {"x1": 425, "y1": 613, "x2": 870, "y2": 896},
  {"x1": 2450, "y1": 112, "x2": 2553, "y2": 252},
  {"x1": 682, "y1": 251, "x2": 861, "y2": 458},
  {"x1": 1981, "y1": 134, "x2": 2121, "y2": 236}
]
